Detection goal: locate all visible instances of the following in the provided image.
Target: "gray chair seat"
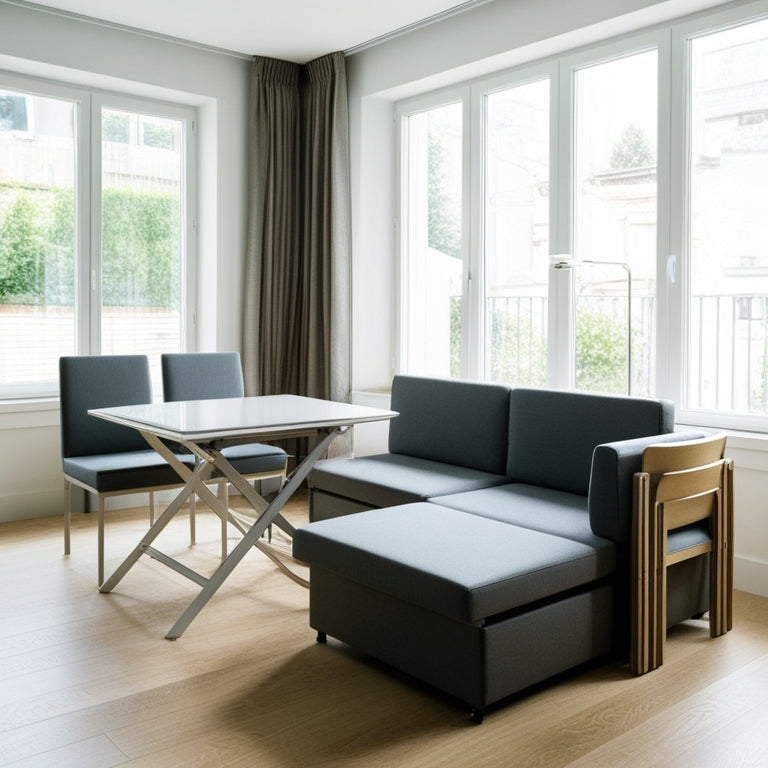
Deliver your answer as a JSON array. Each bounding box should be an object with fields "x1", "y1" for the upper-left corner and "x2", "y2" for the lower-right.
[
  {"x1": 63, "y1": 449, "x2": 196, "y2": 493},
  {"x1": 219, "y1": 442, "x2": 288, "y2": 476}
]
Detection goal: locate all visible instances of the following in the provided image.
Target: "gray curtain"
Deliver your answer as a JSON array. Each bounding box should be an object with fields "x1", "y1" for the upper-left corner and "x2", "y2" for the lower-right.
[{"x1": 243, "y1": 52, "x2": 351, "y2": 458}]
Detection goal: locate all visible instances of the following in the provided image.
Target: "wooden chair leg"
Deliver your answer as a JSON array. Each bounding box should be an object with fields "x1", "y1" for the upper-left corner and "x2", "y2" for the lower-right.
[
  {"x1": 631, "y1": 473, "x2": 651, "y2": 675},
  {"x1": 651, "y1": 502, "x2": 665, "y2": 672},
  {"x1": 725, "y1": 461, "x2": 735, "y2": 632},
  {"x1": 709, "y1": 491, "x2": 724, "y2": 639}
]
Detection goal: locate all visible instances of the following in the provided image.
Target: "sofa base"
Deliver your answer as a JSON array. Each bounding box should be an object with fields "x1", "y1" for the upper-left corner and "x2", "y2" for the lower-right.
[
  {"x1": 308, "y1": 566, "x2": 614, "y2": 718},
  {"x1": 309, "y1": 488, "x2": 375, "y2": 522}
]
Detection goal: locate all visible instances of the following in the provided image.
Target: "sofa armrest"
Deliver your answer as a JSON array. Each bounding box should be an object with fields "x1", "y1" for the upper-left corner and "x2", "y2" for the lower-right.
[{"x1": 588, "y1": 430, "x2": 707, "y2": 544}]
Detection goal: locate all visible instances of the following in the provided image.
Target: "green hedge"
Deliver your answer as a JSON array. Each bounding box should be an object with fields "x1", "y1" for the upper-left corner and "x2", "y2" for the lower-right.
[{"x1": 0, "y1": 185, "x2": 180, "y2": 307}]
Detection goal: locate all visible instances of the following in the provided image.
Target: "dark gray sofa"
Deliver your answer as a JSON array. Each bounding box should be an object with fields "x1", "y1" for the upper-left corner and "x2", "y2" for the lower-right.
[{"x1": 294, "y1": 376, "x2": 709, "y2": 722}]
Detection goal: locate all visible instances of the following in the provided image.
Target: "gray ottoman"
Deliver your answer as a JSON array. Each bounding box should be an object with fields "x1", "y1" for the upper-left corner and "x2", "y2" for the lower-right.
[{"x1": 293, "y1": 502, "x2": 616, "y2": 721}]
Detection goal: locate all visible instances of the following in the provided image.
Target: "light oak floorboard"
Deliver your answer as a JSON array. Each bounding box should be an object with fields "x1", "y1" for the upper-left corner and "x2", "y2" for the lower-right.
[{"x1": 1, "y1": 492, "x2": 767, "y2": 767}]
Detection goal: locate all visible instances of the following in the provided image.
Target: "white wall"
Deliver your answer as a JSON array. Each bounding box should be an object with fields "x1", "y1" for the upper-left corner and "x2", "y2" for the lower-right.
[
  {"x1": 0, "y1": 0, "x2": 765, "y2": 600},
  {"x1": 345, "y1": 0, "x2": 768, "y2": 597},
  {"x1": 0, "y1": 1, "x2": 250, "y2": 521}
]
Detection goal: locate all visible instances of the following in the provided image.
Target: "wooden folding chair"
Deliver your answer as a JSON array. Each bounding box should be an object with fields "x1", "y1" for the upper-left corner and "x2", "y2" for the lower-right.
[{"x1": 631, "y1": 432, "x2": 734, "y2": 675}]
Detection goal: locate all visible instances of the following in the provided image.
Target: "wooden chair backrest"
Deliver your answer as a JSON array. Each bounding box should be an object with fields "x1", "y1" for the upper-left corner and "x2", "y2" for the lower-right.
[
  {"x1": 642, "y1": 433, "x2": 726, "y2": 475},
  {"x1": 643, "y1": 433, "x2": 726, "y2": 533}
]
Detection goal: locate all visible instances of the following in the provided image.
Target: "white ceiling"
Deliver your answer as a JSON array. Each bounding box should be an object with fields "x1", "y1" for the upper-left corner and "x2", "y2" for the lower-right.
[{"x1": 19, "y1": 0, "x2": 485, "y2": 62}]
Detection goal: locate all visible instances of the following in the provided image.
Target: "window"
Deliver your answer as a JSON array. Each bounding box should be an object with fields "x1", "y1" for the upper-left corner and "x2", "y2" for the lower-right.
[
  {"x1": 399, "y1": 99, "x2": 464, "y2": 378},
  {"x1": 484, "y1": 78, "x2": 550, "y2": 386},
  {"x1": 573, "y1": 50, "x2": 658, "y2": 396},
  {"x1": 0, "y1": 77, "x2": 195, "y2": 398},
  {"x1": 99, "y1": 107, "x2": 185, "y2": 361},
  {"x1": 397, "y1": 5, "x2": 768, "y2": 431},
  {"x1": 0, "y1": 86, "x2": 77, "y2": 395},
  {"x1": 686, "y1": 19, "x2": 768, "y2": 419}
]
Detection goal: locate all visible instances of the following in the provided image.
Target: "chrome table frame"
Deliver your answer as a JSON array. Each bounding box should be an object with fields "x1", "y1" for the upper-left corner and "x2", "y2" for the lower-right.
[{"x1": 91, "y1": 395, "x2": 396, "y2": 639}]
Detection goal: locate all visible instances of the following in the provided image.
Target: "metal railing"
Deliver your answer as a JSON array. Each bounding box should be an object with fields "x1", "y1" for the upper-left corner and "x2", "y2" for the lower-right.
[{"x1": 480, "y1": 293, "x2": 768, "y2": 412}]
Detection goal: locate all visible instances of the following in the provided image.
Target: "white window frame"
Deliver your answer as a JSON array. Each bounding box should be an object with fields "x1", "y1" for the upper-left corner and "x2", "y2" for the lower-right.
[
  {"x1": 0, "y1": 71, "x2": 197, "y2": 399},
  {"x1": 395, "y1": 85, "x2": 470, "y2": 377},
  {"x1": 471, "y1": 62, "x2": 559, "y2": 383},
  {"x1": 671, "y1": 0, "x2": 768, "y2": 432},
  {"x1": 395, "y1": 0, "x2": 768, "y2": 433}
]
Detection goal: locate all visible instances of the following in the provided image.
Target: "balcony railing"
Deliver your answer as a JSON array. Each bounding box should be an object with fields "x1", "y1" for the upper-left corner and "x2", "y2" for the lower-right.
[{"x1": 481, "y1": 293, "x2": 768, "y2": 413}]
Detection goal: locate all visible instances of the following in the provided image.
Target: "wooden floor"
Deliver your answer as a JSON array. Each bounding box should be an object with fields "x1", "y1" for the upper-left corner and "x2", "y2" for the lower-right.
[{"x1": 2, "y1": 492, "x2": 768, "y2": 768}]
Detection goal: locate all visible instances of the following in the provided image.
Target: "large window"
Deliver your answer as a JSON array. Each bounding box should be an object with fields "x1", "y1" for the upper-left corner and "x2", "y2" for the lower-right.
[
  {"x1": 399, "y1": 100, "x2": 464, "y2": 378},
  {"x1": 573, "y1": 49, "x2": 658, "y2": 396},
  {"x1": 99, "y1": 106, "x2": 185, "y2": 361},
  {"x1": 484, "y1": 78, "x2": 550, "y2": 387},
  {"x1": 0, "y1": 77, "x2": 195, "y2": 398},
  {"x1": 0, "y1": 88, "x2": 77, "y2": 394},
  {"x1": 398, "y1": 5, "x2": 768, "y2": 431},
  {"x1": 687, "y1": 18, "x2": 768, "y2": 420}
]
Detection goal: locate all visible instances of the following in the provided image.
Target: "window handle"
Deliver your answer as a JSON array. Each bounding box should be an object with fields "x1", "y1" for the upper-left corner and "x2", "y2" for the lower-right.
[{"x1": 667, "y1": 254, "x2": 677, "y2": 284}]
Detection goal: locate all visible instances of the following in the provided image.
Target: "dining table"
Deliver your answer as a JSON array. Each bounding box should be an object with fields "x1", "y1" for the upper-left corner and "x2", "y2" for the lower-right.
[{"x1": 90, "y1": 394, "x2": 398, "y2": 639}]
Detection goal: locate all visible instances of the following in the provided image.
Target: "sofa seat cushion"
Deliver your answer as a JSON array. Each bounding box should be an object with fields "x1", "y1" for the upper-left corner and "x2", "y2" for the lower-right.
[
  {"x1": 431, "y1": 483, "x2": 614, "y2": 554},
  {"x1": 293, "y1": 503, "x2": 613, "y2": 625},
  {"x1": 308, "y1": 454, "x2": 509, "y2": 509},
  {"x1": 63, "y1": 449, "x2": 196, "y2": 493}
]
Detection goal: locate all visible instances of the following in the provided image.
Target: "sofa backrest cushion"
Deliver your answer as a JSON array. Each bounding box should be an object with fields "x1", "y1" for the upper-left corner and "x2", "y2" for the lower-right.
[
  {"x1": 388, "y1": 375, "x2": 511, "y2": 475},
  {"x1": 506, "y1": 388, "x2": 675, "y2": 495}
]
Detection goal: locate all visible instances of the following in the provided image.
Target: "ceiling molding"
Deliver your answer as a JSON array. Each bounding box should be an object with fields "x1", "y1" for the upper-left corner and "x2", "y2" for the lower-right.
[
  {"x1": 2, "y1": 0, "x2": 497, "y2": 62},
  {"x1": 343, "y1": 0, "x2": 496, "y2": 55},
  {"x1": 0, "y1": 0, "x2": 252, "y2": 59}
]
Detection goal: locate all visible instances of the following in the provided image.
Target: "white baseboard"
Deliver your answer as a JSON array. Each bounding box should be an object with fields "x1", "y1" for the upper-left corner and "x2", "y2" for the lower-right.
[
  {"x1": 0, "y1": 488, "x2": 62, "y2": 522},
  {"x1": 734, "y1": 554, "x2": 768, "y2": 598}
]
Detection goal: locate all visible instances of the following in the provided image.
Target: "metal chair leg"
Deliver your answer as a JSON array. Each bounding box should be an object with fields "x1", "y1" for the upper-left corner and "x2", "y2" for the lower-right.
[
  {"x1": 64, "y1": 479, "x2": 72, "y2": 556},
  {"x1": 98, "y1": 495, "x2": 106, "y2": 586},
  {"x1": 219, "y1": 481, "x2": 228, "y2": 560}
]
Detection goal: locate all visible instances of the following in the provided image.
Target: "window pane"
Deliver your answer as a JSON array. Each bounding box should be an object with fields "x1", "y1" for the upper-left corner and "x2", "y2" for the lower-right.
[
  {"x1": 574, "y1": 50, "x2": 657, "y2": 396},
  {"x1": 484, "y1": 78, "x2": 549, "y2": 386},
  {"x1": 688, "y1": 21, "x2": 768, "y2": 415},
  {"x1": 101, "y1": 108, "x2": 183, "y2": 384},
  {"x1": 0, "y1": 89, "x2": 76, "y2": 394},
  {"x1": 401, "y1": 102, "x2": 463, "y2": 377}
]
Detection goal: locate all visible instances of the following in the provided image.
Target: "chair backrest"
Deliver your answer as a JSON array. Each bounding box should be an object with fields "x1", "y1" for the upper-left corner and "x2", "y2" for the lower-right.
[
  {"x1": 59, "y1": 355, "x2": 153, "y2": 458},
  {"x1": 161, "y1": 352, "x2": 245, "y2": 402},
  {"x1": 642, "y1": 432, "x2": 726, "y2": 476},
  {"x1": 642, "y1": 433, "x2": 728, "y2": 534}
]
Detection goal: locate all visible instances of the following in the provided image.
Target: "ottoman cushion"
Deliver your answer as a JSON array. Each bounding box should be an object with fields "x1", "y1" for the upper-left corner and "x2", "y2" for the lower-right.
[{"x1": 293, "y1": 503, "x2": 613, "y2": 625}]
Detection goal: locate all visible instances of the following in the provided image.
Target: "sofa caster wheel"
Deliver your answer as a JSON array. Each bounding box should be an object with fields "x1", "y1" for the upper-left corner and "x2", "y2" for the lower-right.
[
  {"x1": 470, "y1": 707, "x2": 485, "y2": 724},
  {"x1": 316, "y1": 631, "x2": 327, "y2": 644}
]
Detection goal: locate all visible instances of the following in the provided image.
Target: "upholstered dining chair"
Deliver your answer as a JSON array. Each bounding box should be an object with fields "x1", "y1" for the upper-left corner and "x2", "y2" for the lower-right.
[
  {"x1": 59, "y1": 355, "x2": 193, "y2": 585},
  {"x1": 631, "y1": 432, "x2": 733, "y2": 675},
  {"x1": 160, "y1": 352, "x2": 288, "y2": 557}
]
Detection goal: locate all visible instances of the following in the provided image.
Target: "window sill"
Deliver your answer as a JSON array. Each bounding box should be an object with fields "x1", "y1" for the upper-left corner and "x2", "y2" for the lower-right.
[{"x1": 0, "y1": 398, "x2": 60, "y2": 430}]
